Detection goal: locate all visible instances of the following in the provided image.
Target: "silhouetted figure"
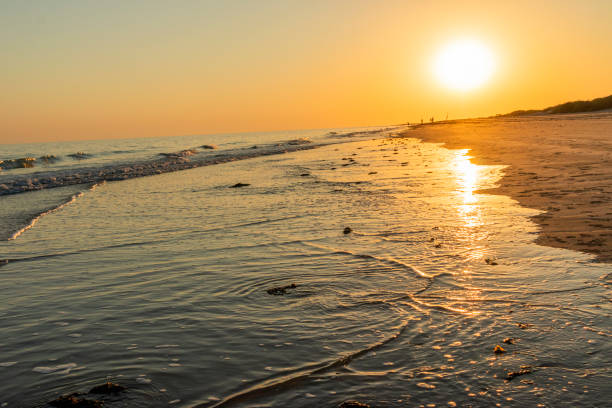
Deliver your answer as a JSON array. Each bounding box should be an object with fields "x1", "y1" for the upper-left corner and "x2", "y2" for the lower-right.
[{"x1": 430, "y1": 117, "x2": 434, "y2": 123}]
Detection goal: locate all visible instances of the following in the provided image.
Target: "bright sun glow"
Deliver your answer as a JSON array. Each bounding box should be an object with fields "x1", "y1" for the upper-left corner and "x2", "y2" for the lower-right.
[{"x1": 434, "y1": 39, "x2": 495, "y2": 91}]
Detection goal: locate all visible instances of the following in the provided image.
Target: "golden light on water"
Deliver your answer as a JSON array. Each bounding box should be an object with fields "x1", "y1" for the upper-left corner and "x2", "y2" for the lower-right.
[
  {"x1": 433, "y1": 39, "x2": 495, "y2": 91},
  {"x1": 453, "y1": 150, "x2": 488, "y2": 262},
  {"x1": 454, "y1": 150, "x2": 479, "y2": 205}
]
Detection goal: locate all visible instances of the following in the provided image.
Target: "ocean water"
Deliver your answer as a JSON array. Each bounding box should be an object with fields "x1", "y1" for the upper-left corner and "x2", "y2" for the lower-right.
[{"x1": 0, "y1": 127, "x2": 610, "y2": 407}]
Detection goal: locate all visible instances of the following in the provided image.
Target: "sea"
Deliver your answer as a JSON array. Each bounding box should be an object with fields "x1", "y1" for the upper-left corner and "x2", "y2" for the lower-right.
[{"x1": 0, "y1": 125, "x2": 610, "y2": 407}]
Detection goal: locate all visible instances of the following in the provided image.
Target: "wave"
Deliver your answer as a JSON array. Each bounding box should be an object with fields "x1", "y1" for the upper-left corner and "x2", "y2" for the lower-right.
[
  {"x1": 0, "y1": 138, "x2": 322, "y2": 196},
  {"x1": 5, "y1": 182, "x2": 102, "y2": 242},
  {"x1": 325, "y1": 126, "x2": 401, "y2": 138},
  {"x1": 0, "y1": 127, "x2": 406, "y2": 196},
  {"x1": 8, "y1": 192, "x2": 83, "y2": 240}
]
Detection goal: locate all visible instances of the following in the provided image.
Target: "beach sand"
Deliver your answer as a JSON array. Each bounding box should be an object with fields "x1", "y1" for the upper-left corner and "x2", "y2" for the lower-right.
[{"x1": 404, "y1": 112, "x2": 612, "y2": 262}]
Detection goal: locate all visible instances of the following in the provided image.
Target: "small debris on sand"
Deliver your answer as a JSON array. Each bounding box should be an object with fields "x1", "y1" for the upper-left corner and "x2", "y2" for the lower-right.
[
  {"x1": 506, "y1": 366, "x2": 533, "y2": 381},
  {"x1": 48, "y1": 394, "x2": 102, "y2": 408},
  {"x1": 337, "y1": 401, "x2": 371, "y2": 408},
  {"x1": 368, "y1": 171, "x2": 377, "y2": 175},
  {"x1": 493, "y1": 345, "x2": 506, "y2": 354},
  {"x1": 485, "y1": 258, "x2": 498, "y2": 265},
  {"x1": 517, "y1": 323, "x2": 530, "y2": 329},
  {"x1": 434, "y1": 243, "x2": 442, "y2": 248},
  {"x1": 266, "y1": 283, "x2": 297, "y2": 296},
  {"x1": 230, "y1": 183, "x2": 250, "y2": 188},
  {"x1": 200, "y1": 145, "x2": 217, "y2": 149},
  {"x1": 89, "y1": 382, "x2": 126, "y2": 394},
  {"x1": 503, "y1": 338, "x2": 515, "y2": 344},
  {"x1": 343, "y1": 227, "x2": 352, "y2": 234},
  {"x1": 300, "y1": 173, "x2": 310, "y2": 177}
]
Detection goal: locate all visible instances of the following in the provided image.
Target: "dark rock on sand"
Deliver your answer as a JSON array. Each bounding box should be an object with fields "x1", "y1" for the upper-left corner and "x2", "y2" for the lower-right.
[
  {"x1": 48, "y1": 394, "x2": 102, "y2": 408},
  {"x1": 267, "y1": 283, "x2": 297, "y2": 296},
  {"x1": 485, "y1": 258, "x2": 498, "y2": 265},
  {"x1": 503, "y1": 337, "x2": 515, "y2": 344},
  {"x1": 201, "y1": 144, "x2": 217, "y2": 149},
  {"x1": 88, "y1": 382, "x2": 126, "y2": 394},
  {"x1": 230, "y1": 183, "x2": 250, "y2": 188},
  {"x1": 343, "y1": 227, "x2": 352, "y2": 234},
  {"x1": 300, "y1": 173, "x2": 310, "y2": 176},
  {"x1": 337, "y1": 401, "x2": 371, "y2": 408}
]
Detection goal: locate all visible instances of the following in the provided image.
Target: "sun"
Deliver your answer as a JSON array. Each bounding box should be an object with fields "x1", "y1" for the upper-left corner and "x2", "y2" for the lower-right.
[{"x1": 433, "y1": 39, "x2": 495, "y2": 91}]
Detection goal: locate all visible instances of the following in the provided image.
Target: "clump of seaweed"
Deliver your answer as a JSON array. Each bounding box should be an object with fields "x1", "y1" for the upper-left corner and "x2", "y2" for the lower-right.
[
  {"x1": 267, "y1": 283, "x2": 297, "y2": 295},
  {"x1": 506, "y1": 366, "x2": 533, "y2": 381}
]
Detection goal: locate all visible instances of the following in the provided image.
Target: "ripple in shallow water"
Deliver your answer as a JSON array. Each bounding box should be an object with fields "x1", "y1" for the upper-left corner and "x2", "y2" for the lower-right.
[{"x1": 0, "y1": 135, "x2": 609, "y2": 407}]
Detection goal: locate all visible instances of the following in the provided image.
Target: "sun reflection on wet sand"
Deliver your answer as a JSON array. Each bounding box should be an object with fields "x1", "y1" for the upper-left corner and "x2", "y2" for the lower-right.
[
  {"x1": 452, "y1": 150, "x2": 488, "y2": 261},
  {"x1": 454, "y1": 149, "x2": 480, "y2": 204}
]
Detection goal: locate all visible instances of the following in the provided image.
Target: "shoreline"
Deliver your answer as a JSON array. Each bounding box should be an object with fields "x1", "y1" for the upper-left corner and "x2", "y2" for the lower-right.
[{"x1": 403, "y1": 112, "x2": 612, "y2": 263}]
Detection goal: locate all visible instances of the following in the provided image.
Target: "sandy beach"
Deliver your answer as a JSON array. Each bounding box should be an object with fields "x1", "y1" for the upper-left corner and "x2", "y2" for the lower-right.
[{"x1": 406, "y1": 112, "x2": 612, "y2": 262}]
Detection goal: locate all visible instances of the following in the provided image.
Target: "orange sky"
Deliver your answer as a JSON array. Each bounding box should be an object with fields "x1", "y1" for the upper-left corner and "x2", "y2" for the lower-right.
[{"x1": 1, "y1": 0, "x2": 611, "y2": 143}]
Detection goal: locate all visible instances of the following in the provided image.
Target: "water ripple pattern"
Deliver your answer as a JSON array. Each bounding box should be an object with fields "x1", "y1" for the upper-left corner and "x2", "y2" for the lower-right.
[{"x1": 0, "y1": 132, "x2": 610, "y2": 407}]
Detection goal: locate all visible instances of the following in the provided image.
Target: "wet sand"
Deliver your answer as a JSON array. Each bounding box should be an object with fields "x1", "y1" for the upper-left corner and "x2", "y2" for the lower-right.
[{"x1": 405, "y1": 112, "x2": 612, "y2": 262}]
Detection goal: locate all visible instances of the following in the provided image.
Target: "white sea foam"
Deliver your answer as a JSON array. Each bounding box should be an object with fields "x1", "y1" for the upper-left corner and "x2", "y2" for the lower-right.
[{"x1": 9, "y1": 192, "x2": 84, "y2": 241}]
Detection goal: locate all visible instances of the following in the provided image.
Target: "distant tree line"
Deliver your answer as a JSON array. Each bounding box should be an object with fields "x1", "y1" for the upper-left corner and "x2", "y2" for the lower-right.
[{"x1": 500, "y1": 94, "x2": 612, "y2": 117}]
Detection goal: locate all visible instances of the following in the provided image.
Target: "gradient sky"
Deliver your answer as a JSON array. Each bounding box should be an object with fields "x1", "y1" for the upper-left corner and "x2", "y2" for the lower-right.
[{"x1": 2, "y1": 0, "x2": 611, "y2": 143}]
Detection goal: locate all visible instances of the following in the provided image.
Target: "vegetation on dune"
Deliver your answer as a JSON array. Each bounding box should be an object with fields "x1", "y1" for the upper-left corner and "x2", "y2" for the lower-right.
[{"x1": 500, "y1": 94, "x2": 612, "y2": 116}]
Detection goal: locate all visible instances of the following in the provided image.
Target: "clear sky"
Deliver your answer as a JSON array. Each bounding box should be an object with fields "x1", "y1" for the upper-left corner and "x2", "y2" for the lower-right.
[{"x1": 1, "y1": 0, "x2": 611, "y2": 143}]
